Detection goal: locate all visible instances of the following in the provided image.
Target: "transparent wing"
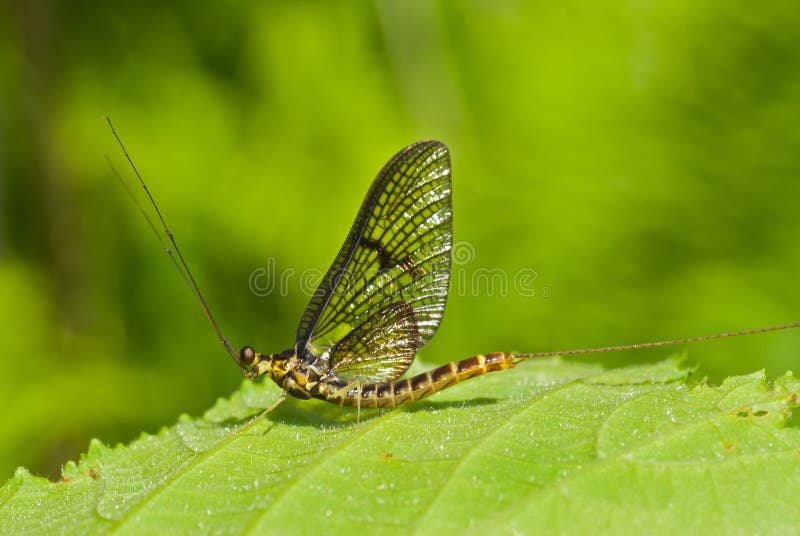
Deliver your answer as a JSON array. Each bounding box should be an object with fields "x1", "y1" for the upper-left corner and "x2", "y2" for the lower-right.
[
  {"x1": 329, "y1": 301, "x2": 420, "y2": 382},
  {"x1": 296, "y1": 141, "x2": 452, "y2": 382}
]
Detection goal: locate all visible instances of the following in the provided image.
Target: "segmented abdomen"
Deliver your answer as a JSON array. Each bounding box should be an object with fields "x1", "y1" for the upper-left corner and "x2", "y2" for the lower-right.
[{"x1": 320, "y1": 352, "x2": 516, "y2": 408}]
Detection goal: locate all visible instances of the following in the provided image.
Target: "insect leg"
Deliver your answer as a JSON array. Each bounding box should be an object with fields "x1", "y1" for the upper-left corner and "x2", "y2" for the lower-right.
[
  {"x1": 255, "y1": 391, "x2": 287, "y2": 424},
  {"x1": 356, "y1": 381, "x2": 362, "y2": 425}
]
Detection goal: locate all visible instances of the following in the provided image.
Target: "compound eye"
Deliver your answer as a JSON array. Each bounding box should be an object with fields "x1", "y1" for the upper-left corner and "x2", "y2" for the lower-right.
[{"x1": 238, "y1": 346, "x2": 257, "y2": 367}]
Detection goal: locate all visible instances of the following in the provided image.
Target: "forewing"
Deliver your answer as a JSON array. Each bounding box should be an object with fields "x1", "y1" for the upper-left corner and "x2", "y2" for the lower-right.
[{"x1": 296, "y1": 141, "x2": 452, "y2": 381}]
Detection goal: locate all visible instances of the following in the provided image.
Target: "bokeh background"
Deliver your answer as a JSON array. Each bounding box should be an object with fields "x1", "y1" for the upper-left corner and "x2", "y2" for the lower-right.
[{"x1": 2, "y1": 1, "x2": 799, "y2": 480}]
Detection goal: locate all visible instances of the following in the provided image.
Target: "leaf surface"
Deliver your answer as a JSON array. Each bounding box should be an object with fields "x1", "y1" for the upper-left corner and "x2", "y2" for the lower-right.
[{"x1": 2, "y1": 358, "x2": 799, "y2": 534}]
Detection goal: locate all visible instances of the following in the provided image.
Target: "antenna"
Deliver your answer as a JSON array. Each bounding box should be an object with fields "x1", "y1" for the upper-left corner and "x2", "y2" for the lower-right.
[
  {"x1": 511, "y1": 321, "x2": 800, "y2": 361},
  {"x1": 104, "y1": 116, "x2": 245, "y2": 372}
]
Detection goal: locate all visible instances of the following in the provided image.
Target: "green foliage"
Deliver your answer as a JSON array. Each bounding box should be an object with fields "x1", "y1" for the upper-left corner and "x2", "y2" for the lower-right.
[
  {"x1": 3, "y1": 358, "x2": 800, "y2": 534},
  {"x1": 2, "y1": 1, "x2": 800, "y2": 483}
]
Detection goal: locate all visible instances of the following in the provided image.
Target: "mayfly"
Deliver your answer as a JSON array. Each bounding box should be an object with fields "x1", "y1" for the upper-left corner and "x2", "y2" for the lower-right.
[{"x1": 105, "y1": 117, "x2": 800, "y2": 415}]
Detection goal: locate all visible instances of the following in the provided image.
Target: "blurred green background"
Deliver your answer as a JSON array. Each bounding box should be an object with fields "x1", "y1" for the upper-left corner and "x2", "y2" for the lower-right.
[{"x1": 2, "y1": 1, "x2": 799, "y2": 480}]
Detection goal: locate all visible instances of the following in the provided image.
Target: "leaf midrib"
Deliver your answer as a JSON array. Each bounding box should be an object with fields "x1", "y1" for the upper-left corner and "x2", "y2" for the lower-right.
[
  {"x1": 240, "y1": 402, "x2": 415, "y2": 533},
  {"x1": 105, "y1": 396, "x2": 283, "y2": 533}
]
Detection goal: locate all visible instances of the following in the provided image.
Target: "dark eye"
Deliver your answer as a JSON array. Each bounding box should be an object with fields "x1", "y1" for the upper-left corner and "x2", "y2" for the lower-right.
[{"x1": 238, "y1": 346, "x2": 256, "y2": 367}]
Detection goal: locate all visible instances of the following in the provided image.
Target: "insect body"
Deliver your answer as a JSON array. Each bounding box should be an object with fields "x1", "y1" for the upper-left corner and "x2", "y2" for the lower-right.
[
  {"x1": 245, "y1": 347, "x2": 515, "y2": 408},
  {"x1": 106, "y1": 118, "x2": 800, "y2": 412},
  {"x1": 233, "y1": 141, "x2": 518, "y2": 407}
]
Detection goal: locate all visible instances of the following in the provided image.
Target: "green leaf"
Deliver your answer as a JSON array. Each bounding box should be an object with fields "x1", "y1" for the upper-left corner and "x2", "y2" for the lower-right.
[{"x1": 2, "y1": 357, "x2": 800, "y2": 534}]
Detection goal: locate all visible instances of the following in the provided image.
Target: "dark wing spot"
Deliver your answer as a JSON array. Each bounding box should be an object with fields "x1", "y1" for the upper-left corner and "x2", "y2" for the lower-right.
[{"x1": 362, "y1": 237, "x2": 423, "y2": 278}]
